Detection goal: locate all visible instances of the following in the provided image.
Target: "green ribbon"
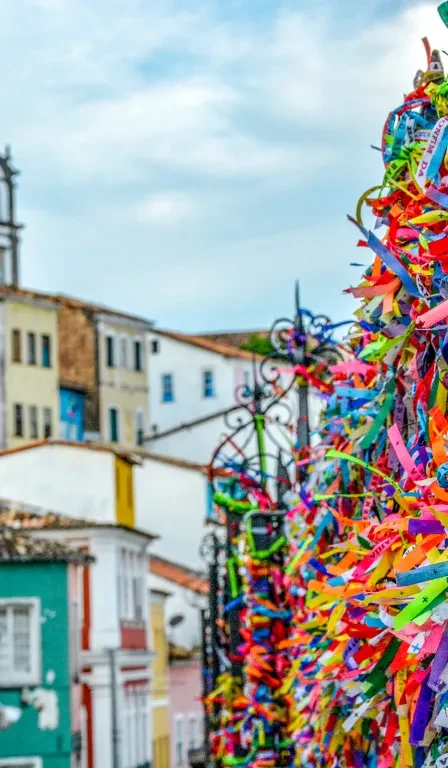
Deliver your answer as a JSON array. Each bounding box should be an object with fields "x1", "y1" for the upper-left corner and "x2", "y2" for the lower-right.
[{"x1": 325, "y1": 449, "x2": 402, "y2": 492}]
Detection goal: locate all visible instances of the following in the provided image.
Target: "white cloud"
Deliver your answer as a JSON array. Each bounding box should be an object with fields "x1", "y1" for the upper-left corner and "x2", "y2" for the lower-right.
[
  {"x1": 0, "y1": 0, "x2": 444, "y2": 332},
  {"x1": 135, "y1": 193, "x2": 196, "y2": 224},
  {"x1": 258, "y1": 2, "x2": 442, "y2": 132}
]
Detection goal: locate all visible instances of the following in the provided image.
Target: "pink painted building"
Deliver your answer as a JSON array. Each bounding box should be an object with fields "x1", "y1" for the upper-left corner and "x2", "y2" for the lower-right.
[{"x1": 169, "y1": 650, "x2": 204, "y2": 768}]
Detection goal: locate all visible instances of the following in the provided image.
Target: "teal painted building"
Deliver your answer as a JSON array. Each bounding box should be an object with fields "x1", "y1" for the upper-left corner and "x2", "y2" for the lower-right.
[{"x1": 0, "y1": 529, "x2": 94, "y2": 768}]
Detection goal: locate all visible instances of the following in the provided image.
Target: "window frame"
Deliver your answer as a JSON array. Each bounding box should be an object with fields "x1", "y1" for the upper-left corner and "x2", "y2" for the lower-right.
[
  {"x1": 203, "y1": 369, "x2": 215, "y2": 398},
  {"x1": 29, "y1": 405, "x2": 38, "y2": 440},
  {"x1": 43, "y1": 407, "x2": 53, "y2": 439},
  {"x1": 0, "y1": 598, "x2": 41, "y2": 688},
  {"x1": 108, "y1": 405, "x2": 120, "y2": 444},
  {"x1": 175, "y1": 715, "x2": 184, "y2": 765},
  {"x1": 11, "y1": 328, "x2": 21, "y2": 363},
  {"x1": 243, "y1": 369, "x2": 251, "y2": 395},
  {"x1": 135, "y1": 409, "x2": 145, "y2": 447},
  {"x1": 162, "y1": 374, "x2": 174, "y2": 404},
  {"x1": 14, "y1": 403, "x2": 23, "y2": 438},
  {"x1": 188, "y1": 713, "x2": 197, "y2": 749},
  {"x1": 0, "y1": 760, "x2": 43, "y2": 768},
  {"x1": 41, "y1": 334, "x2": 51, "y2": 368},
  {"x1": 133, "y1": 337, "x2": 143, "y2": 372},
  {"x1": 119, "y1": 334, "x2": 129, "y2": 370},
  {"x1": 27, "y1": 331, "x2": 37, "y2": 366},
  {"x1": 105, "y1": 333, "x2": 116, "y2": 369}
]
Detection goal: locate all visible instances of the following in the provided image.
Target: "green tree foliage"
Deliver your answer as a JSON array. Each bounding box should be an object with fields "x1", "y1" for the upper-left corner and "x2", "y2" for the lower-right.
[{"x1": 240, "y1": 333, "x2": 275, "y2": 356}]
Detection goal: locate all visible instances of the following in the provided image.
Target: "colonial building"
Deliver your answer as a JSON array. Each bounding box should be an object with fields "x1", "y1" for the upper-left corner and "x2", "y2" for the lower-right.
[
  {"x1": 0, "y1": 290, "x2": 60, "y2": 448},
  {"x1": 0, "y1": 505, "x2": 156, "y2": 768},
  {"x1": 149, "y1": 555, "x2": 208, "y2": 768},
  {"x1": 146, "y1": 330, "x2": 256, "y2": 437},
  {"x1": 0, "y1": 526, "x2": 94, "y2": 768},
  {"x1": 0, "y1": 438, "x2": 158, "y2": 768},
  {"x1": 150, "y1": 589, "x2": 171, "y2": 768},
  {"x1": 145, "y1": 329, "x2": 323, "y2": 475},
  {"x1": 0, "y1": 440, "x2": 209, "y2": 571},
  {"x1": 0, "y1": 286, "x2": 152, "y2": 451}
]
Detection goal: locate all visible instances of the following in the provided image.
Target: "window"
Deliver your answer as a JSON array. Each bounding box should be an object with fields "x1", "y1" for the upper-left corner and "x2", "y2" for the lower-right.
[
  {"x1": 175, "y1": 717, "x2": 184, "y2": 765},
  {"x1": 120, "y1": 549, "x2": 129, "y2": 620},
  {"x1": 120, "y1": 336, "x2": 129, "y2": 369},
  {"x1": 134, "y1": 339, "x2": 143, "y2": 372},
  {"x1": 27, "y1": 332, "x2": 36, "y2": 365},
  {"x1": 119, "y1": 549, "x2": 144, "y2": 623},
  {"x1": 106, "y1": 335, "x2": 115, "y2": 368},
  {"x1": 12, "y1": 329, "x2": 21, "y2": 363},
  {"x1": 162, "y1": 374, "x2": 174, "y2": 403},
  {"x1": 43, "y1": 407, "x2": 52, "y2": 438},
  {"x1": 135, "y1": 410, "x2": 144, "y2": 447},
  {"x1": 188, "y1": 714, "x2": 197, "y2": 749},
  {"x1": 132, "y1": 576, "x2": 143, "y2": 622},
  {"x1": 0, "y1": 599, "x2": 40, "y2": 687},
  {"x1": 203, "y1": 370, "x2": 215, "y2": 398},
  {"x1": 41, "y1": 335, "x2": 51, "y2": 368},
  {"x1": 151, "y1": 339, "x2": 159, "y2": 354},
  {"x1": 14, "y1": 404, "x2": 23, "y2": 437},
  {"x1": 121, "y1": 686, "x2": 149, "y2": 768},
  {"x1": 109, "y1": 407, "x2": 120, "y2": 443},
  {"x1": 29, "y1": 405, "x2": 38, "y2": 439},
  {"x1": 243, "y1": 370, "x2": 252, "y2": 396}
]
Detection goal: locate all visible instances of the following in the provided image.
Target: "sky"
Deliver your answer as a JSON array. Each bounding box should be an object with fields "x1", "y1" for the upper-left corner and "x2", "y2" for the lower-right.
[{"x1": 0, "y1": 0, "x2": 445, "y2": 332}]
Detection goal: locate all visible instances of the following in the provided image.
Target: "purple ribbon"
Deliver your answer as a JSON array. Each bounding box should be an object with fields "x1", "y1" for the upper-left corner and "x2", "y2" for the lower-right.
[
  {"x1": 408, "y1": 519, "x2": 445, "y2": 535},
  {"x1": 429, "y1": 624, "x2": 448, "y2": 692},
  {"x1": 410, "y1": 678, "x2": 433, "y2": 746}
]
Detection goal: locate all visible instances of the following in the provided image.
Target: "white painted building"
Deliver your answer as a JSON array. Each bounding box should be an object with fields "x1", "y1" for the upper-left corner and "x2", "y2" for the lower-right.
[
  {"x1": 134, "y1": 453, "x2": 209, "y2": 570},
  {"x1": 147, "y1": 330, "x2": 257, "y2": 436},
  {"x1": 146, "y1": 329, "x2": 323, "y2": 480}
]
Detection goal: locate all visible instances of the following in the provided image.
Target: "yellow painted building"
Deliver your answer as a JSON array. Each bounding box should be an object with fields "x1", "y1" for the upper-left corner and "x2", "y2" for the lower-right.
[
  {"x1": 96, "y1": 312, "x2": 151, "y2": 451},
  {"x1": 2, "y1": 294, "x2": 60, "y2": 448},
  {"x1": 150, "y1": 589, "x2": 171, "y2": 768}
]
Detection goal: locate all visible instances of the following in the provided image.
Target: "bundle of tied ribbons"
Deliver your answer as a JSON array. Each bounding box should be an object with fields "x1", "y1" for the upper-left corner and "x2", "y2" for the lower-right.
[{"x1": 283, "y1": 25, "x2": 448, "y2": 768}]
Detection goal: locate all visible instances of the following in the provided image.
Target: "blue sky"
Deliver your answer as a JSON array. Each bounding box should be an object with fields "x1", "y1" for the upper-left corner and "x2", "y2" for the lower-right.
[{"x1": 0, "y1": 0, "x2": 443, "y2": 332}]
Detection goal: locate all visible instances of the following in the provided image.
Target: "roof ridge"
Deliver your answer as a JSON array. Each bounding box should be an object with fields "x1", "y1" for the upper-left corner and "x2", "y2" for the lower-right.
[
  {"x1": 150, "y1": 328, "x2": 262, "y2": 361},
  {"x1": 0, "y1": 285, "x2": 153, "y2": 327},
  {"x1": 0, "y1": 439, "x2": 205, "y2": 472},
  {"x1": 0, "y1": 501, "x2": 158, "y2": 540}
]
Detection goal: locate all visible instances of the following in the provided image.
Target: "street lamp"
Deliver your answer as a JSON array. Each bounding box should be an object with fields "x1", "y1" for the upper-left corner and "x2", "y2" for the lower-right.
[
  {"x1": 202, "y1": 283, "x2": 344, "y2": 766},
  {"x1": 261, "y1": 280, "x2": 343, "y2": 480}
]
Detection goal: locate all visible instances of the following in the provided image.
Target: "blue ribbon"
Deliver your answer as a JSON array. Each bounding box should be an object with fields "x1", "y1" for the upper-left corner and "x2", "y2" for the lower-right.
[{"x1": 367, "y1": 231, "x2": 420, "y2": 297}]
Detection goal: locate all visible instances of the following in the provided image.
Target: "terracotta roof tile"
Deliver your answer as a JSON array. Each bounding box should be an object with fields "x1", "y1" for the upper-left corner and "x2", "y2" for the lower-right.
[
  {"x1": 150, "y1": 555, "x2": 208, "y2": 595},
  {"x1": 0, "y1": 439, "x2": 205, "y2": 473},
  {"x1": 0, "y1": 527, "x2": 94, "y2": 565},
  {"x1": 0, "y1": 503, "x2": 158, "y2": 541},
  {"x1": 199, "y1": 330, "x2": 270, "y2": 347},
  {"x1": 0, "y1": 285, "x2": 153, "y2": 327},
  {"x1": 151, "y1": 329, "x2": 262, "y2": 361}
]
